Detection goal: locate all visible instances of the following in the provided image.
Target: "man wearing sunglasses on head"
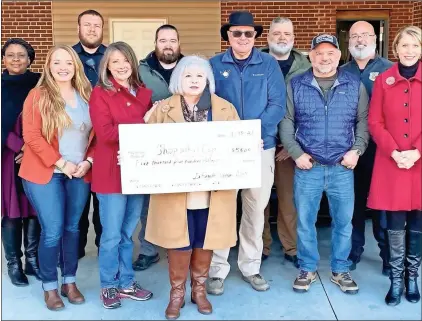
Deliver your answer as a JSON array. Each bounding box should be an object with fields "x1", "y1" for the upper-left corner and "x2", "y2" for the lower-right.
[{"x1": 207, "y1": 11, "x2": 286, "y2": 295}]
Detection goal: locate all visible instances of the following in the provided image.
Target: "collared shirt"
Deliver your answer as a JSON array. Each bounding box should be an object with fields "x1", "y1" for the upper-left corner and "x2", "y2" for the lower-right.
[{"x1": 72, "y1": 42, "x2": 107, "y2": 88}]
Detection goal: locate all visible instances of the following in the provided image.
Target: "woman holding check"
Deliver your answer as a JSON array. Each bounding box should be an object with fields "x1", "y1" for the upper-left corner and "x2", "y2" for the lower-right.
[
  {"x1": 143, "y1": 55, "x2": 240, "y2": 320},
  {"x1": 19, "y1": 45, "x2": 94, "y2": 311}
]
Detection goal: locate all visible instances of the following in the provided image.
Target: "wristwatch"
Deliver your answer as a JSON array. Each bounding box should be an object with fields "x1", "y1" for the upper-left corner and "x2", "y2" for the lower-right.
[{"x1": 354, "y1": 149, "x2": 362, "y2": 156}]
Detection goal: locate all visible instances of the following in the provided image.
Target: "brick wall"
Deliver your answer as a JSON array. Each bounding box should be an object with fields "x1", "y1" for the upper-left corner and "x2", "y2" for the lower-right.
[
  {"x1": 414, "y1": 1, "x2": 422, "y2": 29},
  {"x1": 1, "y1": 1, "x2": 53, "y2": 73},
  {"x1": 221, "y1": 0, "x2": 418, "y2": 60}
]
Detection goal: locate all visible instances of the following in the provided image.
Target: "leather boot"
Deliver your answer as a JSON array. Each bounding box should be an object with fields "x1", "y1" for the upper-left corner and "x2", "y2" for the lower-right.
[
  {"x1": 23, "y1": 218, "x2": 42, "y2": 280},
  {"x1": 385, "y1": 230, "x2": 405, "y2": 306},
  {"x1": 190, "y1": 248, "x2": 213, "y2": 314},
  {"x1": 44, "y1": 289, "x2": 65, "y2": 311},
  {"x1": 165, "y1": 249, "x2": 192, "y2": 320},
  {"x1": 61, "y1": 283, "x2": 85, "y2": 304},
  {"x1": 1, "y1": 217, "x2": 28, "y2": 286},
  {"x1": 405, "y1": 230, "x2": 422, "y2": 303}
]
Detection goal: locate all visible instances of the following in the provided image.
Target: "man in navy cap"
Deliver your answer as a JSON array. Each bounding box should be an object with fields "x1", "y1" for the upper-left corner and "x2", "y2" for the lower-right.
[
  {"x1": 207, "y1": 11, "x2": 285, "y2": 295},
  {"x1": 280, "y1": 34, "x2": 369, "y2": 294}
]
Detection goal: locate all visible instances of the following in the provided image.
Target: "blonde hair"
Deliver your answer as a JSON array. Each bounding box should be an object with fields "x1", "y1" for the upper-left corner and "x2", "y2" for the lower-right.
[
  {"x1": 35, "y1": 45, "x2": 91, "y2": 143},
  {"x1": 392, "y1": 25, "x2": 422, "y2": 59},
  {"x1": 98, "y1": 41, "x2": 142, "y2": 91}
]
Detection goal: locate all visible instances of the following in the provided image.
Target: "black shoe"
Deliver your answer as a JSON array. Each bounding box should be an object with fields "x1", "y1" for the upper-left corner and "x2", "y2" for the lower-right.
[
  {"x1": 385, "y1": 230, "x2": 405, "y2": 306},
  {"x1": 405, "y1": 230, "x2": 421, "y2": 303},
  {"x1": 262, "y1": 253, "x2": 269, "y2": 261},
  {"x1": 133, "y1": 253, "x2": 160, "y2": 271},
  {"x1": 24, "y1": 257, "x2": 42, "y2": 281},
  {"x1": 2, "y1": 217, "x2": 29, "y2": 287},
  {"x1": 382, "y1": 265, "x2": 391, "y2": 277},
  {"x1": 284, "y1": 254, "x2": 299, "y2": 268},
  {"x1": 23, "y1": 218, "x2": 42, "y2": 281}
]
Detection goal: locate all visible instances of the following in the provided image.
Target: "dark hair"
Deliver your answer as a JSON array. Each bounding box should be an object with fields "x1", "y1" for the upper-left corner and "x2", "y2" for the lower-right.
[
  {"x1": 155, "y1": 24, "x2": 179, "y2": 42},
  {"x1": 1, "y1": 38, "x2": 35, "y2": 65},
  {"x1": 78, "y1": 9, "x2": 104, "y2": 26}
]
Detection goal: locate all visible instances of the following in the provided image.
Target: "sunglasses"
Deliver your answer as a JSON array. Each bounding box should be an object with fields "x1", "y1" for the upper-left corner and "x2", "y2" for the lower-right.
[{"x1": 228, "y1": 30, "x2": 256, "y2": 38}]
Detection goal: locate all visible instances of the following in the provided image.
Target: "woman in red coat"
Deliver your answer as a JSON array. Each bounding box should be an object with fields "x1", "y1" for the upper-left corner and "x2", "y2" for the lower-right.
[
  {"x1": 89, "y1": 41, "x2": 153, "y2": 309},
  {"x1": 368, "y1": 26, "x2": 421, "y2": 306}
]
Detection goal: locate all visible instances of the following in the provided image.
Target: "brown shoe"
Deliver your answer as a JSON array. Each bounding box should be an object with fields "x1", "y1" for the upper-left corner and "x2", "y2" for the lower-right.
[
  {"x1": 44, "y1": 289, "x2": 65, "y2": 311},
  {"x1": 61, "y1": 283, "x2": 85, "y2": 304},
  {"x1": 190, "y1": 248, "x2": 213, "y2": 315},
  {"x1": 165, "y1": 249, "x2": 192, "y2": 320}
]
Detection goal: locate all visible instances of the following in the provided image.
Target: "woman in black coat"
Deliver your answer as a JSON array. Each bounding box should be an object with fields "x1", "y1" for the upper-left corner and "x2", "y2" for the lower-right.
[{"x1": 1, "y1": 38, "x2": 42, "y2": 286}]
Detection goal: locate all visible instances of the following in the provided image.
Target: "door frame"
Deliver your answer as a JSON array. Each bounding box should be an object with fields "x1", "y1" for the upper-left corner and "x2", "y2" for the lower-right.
[{"x1": 109, "y1": 18, "x2": 168, "y2": 43}]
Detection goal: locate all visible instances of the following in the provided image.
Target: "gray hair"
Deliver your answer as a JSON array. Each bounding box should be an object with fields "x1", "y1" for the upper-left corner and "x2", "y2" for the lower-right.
[
  {"x1": 168, "y1": 55, "x2": 215, "y2": 95},
  {"x1": 270, "y1": 17, "x2": 294, "y2": 32}
]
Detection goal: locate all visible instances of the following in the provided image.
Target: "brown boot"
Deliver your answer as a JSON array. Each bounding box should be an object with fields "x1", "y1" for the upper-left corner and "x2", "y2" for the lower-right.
[
  {"x1": 44, "y1": 289, "x2": 65, "y2": 311},
  {"x1": 165, "y1": 249, "x2": 192, "y2": 320},
  {"x1": 61, "y1": 283, "x2": 85, "y2": 304},
  {"x1": 190, "y1": 248, "x2": 213, "y2": 315}
]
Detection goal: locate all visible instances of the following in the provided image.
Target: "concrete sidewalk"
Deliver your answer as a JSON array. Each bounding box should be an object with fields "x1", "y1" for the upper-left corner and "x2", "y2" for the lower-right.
[{"x1": 2, "y1": 221, "x2": 421, "y2": 320}]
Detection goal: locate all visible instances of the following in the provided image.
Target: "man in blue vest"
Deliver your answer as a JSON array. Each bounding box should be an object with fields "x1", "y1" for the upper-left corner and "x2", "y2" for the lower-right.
[
  {"x1": 341, "y1": 21, "x2": 393, "y2": 276},
  {"x1": 72, "y1": 9, "x2": 107, "y2": 259},
  {"x1": 206, "y1": 11, "x2": 286, "y2": 295},
  {"x1": 280, "y1": 34, "x2": 369, "y2": 294}
]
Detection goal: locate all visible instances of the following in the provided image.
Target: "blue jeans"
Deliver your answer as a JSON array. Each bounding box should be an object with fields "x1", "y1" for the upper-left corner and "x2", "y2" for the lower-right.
[
  {"x1": 294, "y1": 164, "x2": 354, "y2": 273},
  {"x1": 22, "y1": 174, "x2": 90, "y2": 291},
  {"x1": 137, "y1": 195, "x2": 157, "y2": 256},
  {"x1": 97, "y1": 193, "x2": 145, "y2": 289}
]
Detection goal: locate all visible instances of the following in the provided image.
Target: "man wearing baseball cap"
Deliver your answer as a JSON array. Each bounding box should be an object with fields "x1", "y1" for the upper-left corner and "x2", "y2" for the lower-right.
[{"x1": 280, "y1": 34, "x2": 369, "y2": 294}]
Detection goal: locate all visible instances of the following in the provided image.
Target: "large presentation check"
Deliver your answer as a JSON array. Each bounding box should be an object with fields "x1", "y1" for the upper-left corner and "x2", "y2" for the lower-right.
[{"x1": 118, "y1": 119, "x2": 262, "y2": 194}]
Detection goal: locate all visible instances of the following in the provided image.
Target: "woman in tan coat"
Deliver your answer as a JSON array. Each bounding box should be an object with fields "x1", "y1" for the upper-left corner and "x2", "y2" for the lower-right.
[{"x1": 144, "y1": 55, "x2": 239, "y2": 320}]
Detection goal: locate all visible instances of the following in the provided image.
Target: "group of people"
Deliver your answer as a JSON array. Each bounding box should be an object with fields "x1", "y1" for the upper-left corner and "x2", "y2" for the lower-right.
[{"x1": 1, "y1": 8, "x2": 421, "y2": 319}]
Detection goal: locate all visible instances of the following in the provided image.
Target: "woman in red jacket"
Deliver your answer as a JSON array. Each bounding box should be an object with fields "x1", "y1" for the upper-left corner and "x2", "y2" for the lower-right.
[
  {"x1": 368, "y1": 26, "x2": 421, "y2": 306},
  {"x1": 89, "y1": 41, "x2": 153, "y2": 309},
  {"x1": 20, "y1": 45, "x2": 95, "y2": 310}
]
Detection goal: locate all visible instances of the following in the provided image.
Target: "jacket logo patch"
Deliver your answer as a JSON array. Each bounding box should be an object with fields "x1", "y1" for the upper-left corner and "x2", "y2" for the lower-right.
[
  {"x1": 338, "y1": 91, "x2": 346, "y2": 94},
  {"x1": 220, "y1": 70, "x2": 231, "y2": 78},
  {"x1": 386, "y1": 76, "x2": 395, "y2": 85},
  {"x1": 369, "y1": 72, "x2": 379, "y2": 81},
  {"x1": 253, "y1": 73, "x2": 264, "y2": 77}
]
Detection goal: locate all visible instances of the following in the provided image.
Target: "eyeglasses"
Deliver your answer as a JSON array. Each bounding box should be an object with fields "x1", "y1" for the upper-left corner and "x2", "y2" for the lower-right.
[
  {"x1": 349, "y1": 33, "x2": 376, "y2": 41},
  {"x1": 5, "y1": 53, "x2": 28, "y2": 60},
  {"x1": 228, "y1": 30, "x2": 256, "y2": 38}
]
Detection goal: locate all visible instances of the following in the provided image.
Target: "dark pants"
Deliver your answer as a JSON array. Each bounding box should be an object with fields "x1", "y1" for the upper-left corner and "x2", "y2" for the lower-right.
[
  {"x1": 350, "y1": 141, "x2": 388, "y2": 265},
  {"x1": 78, "y1": 192, "x2": 101, "y2": 257},
  {"x1": 386, "y1": 211, "x2": 422, "y2": 232},
  {"x1": 176, "y1": 209, "x2": 209, "y2": 251},
  {"x1": 22, "y1": 174, "x2": 90, "y2": 291}
]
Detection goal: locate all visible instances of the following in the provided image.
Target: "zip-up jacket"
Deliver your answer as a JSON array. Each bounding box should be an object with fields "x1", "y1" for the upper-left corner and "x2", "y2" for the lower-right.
[
  {"x1": 210, "y1": 48, "x2": 286, "y2": 150},
  {"x1": 280, "y1": 69, "x2": 369, "y2": 165},
  {"x1": 138, "y1": 52, "x2": 172, "y2": 103}
]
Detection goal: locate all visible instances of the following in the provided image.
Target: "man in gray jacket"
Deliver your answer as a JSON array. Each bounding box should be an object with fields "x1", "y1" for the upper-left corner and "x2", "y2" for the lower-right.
[
  {"x1": 133, "y1": 24, "x2": 183, "y2": 271},
  {"x1": 261, "y1": 17, "x2": 310, "y2": 268}
]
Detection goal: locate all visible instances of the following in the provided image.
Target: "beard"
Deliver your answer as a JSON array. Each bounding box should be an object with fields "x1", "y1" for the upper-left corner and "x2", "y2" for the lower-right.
[
  {"x1": 155, "y1": 46, "x2": 180, "y2": 64},
  {"x1": 349, "y1": 43, "x2": 376, "y2": 60},
  {"x1": 315, "y1": 62, "x2": 339, "y2": 74},
  {"x1": 268, "y1": 41, "x2": 294, "y2": 56},
  {"x1": 79, "y1": 31, "x2": 103, "y2": 50}
]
